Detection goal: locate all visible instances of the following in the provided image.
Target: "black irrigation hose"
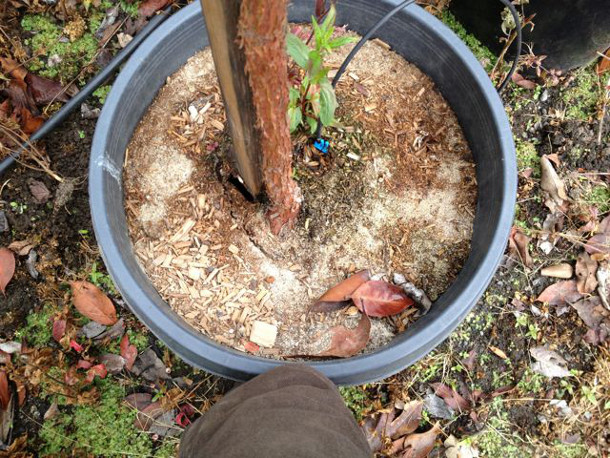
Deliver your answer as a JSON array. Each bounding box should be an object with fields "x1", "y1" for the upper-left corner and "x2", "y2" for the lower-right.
[
  {"x1": 496, "y1": 0, "x2": 523, "y2": 94},
  {"x1": 314, "y1": 0, "x2": 523, "y2": 140},
  {"x1": 0, "y1": 7, "x2": 172, "y2": 176}
]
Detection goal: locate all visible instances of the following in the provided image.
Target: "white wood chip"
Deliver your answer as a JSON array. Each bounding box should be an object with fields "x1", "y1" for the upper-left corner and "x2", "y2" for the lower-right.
[{"x1": 250, "y1": 321, "x2": 277, "y2": 348}]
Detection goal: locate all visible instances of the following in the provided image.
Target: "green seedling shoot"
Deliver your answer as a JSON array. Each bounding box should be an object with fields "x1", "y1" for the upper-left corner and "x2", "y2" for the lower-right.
[{"x1": 286, "y1": 6, "x2": 358, "y2": 134}]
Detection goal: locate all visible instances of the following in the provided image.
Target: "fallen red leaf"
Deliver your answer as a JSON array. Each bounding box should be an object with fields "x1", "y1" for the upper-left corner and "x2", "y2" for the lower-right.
[
  {"x1": 244, "y1": 341, "x2": 260, "y2": 353},
  {"x1": 576, "y1": 251, "x2": 598, "y2": 294},
  {"x1": 70, "y1": 340, "x2": 84, "y2": 352},
  {"x1": 120, "y1": 334, "x2": 138, "y2": 371},
  {"x1": 85, "y1": 364, "x2": 108, "y2": 383},
  {"x1": 175, "y1": 411, "x2": 191, "y2": 427},
  {"x1": 508, "y1": 226, "x2": 533, "y2": 267},
  {"x1": 0, "y1": 371, "x2": 9, "y2": 409},
  {"x1": 76, "y1": 359, "x2": 93, "y2": 370},
  {"x1": 390, "y1": 422, "x2": 442, "y2": 458},
  {"x1": 138, "y1": 0, "x2": 171, "y2": 17},
  {"x1": 536, "y1": 280, "x2": 583, "y2": 307},
  {"x1": 316, "y1": 313, "x2": 371, "y2": 357},
  {"x1": 311, "y1": 270, "x2": 371, "y2": 312},
  {"x1": 351, "y1": 280, "x2": 413, "y2": 317},
  {"x1": 52, "y1": 319, "x2": 66, "y2": 343},
  {"x1": 431, "y1": 382, "x2": 470, "y2": 411},
  {"x1": 0, "y1": 248, "x2": 15, "y2": 295},
  {"x1": 64, "y1": 366, "x2": 79, "y2": 386},
  {"x1": 18, "y1": 105, "x2": 45, "y2": 134},
  {"x1": 70, "y1": 281, "x2": 118, "y2": 325}
]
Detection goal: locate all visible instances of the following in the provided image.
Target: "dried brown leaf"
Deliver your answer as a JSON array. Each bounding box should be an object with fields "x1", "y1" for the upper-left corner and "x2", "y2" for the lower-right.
[
  {"x1": 0, "y1": 371, "x2": 9, "y2": 409},
  {"x1": 316, "y1": 314, "x2": 371, "y2": 357},
  {"x1": 352, "y1": 280, "x2": 414, "y2": 317},
  {"x1": 585, "y1": 215, "x2": 610, "y2": 255},
  {"x1": 576, "y1": 252, "x2": 598, "y2": 294},
  {"x1": 138, "y1": 0, "x2": 171, "y2": 17},
  {"x1": 134, "y1": 401, "x2": 164, "y2": 431},
  {"x1": 312, "y1": 270, "x2": 370, "y2": 312},
  {"x1": 536, "y1": 280, "x2": 583, "y2": 307},
  {"x1": 0, "y1": 248, "x2": 15, "y2": 295},
  {"x1": 488, "y1": 345, "x2": 509, "y2": 360},
  {"x1": 508, "y1": 226, "x2": 533, "y2": 267},
  {"x1": 572, "y1": 297, "x2": 610, "y2": 345},
  {"x1": 7, "y1": 240, "x2": 33, "y2": 256},
  {"x1": 391, "y1": 423, "x2": 442, "y2": 458},
  {"x1": 70, "y1": 281, "x2": 118, "y2": 325},
  {"x1": 431, "y1": 382, "x2": 470, "y2": 411},
  {"x1": 124, "y1": 393, "x2": 153, "y2": 411},
  {"x1": 511, "y1": 72, "x2": 537, "y2": 89},
  {"x1": 362, "y1": 401, "x2": 423, "y2": 453},
  {"x1": 541, "y1": 155, "x2": 568, "y2": 203},
  {"x1": 25, "y1": 73, "x2": 71, "y2": 105},
  {"x1": 27, "y1": 178, "x2": 51, "y2": 204},
  {"x1": 598, "y1": 48, "x2": 610, "y2": 75}
]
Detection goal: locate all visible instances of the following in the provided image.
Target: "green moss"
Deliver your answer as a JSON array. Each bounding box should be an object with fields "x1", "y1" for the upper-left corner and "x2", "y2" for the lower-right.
[
  {"x1": 516, "y1": 367, "x2": 546, "y2": 395},
  {"x1": 93, "y1": 85, "x2": 112, "y2": 104},
  {"x1": 120, "y1": 0, "x2": 142, "y2": 18},
  {"x1": 154, "y1": 441, "x2": 179, "y2": 457},
  {"x1": 555, "y1": 443, "x2": 588, "y2": 458},
  {"x1": 465, "y1": 398, "x2": 529, "y2": 457},
  {"x1": 14, "y1": 304, "x2": 56, "y2": 347},
  {"x1": 127, "y1": 329, "x2": 150, "y2": 352},
  {"x1": 515, "y1": 139, "x2": 540, "y2": 177},
  {"x1": 88, "y1": 261, "x2": 117, "y2": 295},
  {"x1": 21, "y1": 14, "x2": 99, "y2": 83},
  {"x1": 583, "y1": 185, "x2": 610, "y2": 213},
  {"x1": 340, "y1": 385, "x2": 370, "y2": 422},
  {"x1": 439, "y1": 11, "x2": 497, "y2": 72},
  {"x1": 39, "y1": 379, "x2": 153, "y2": 456},
  {"x1": 562, "y1": 66, "x2": 600, "y2": 121}
]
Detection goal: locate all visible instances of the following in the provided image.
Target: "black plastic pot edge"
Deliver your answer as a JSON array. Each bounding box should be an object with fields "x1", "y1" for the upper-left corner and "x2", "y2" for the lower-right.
[{"x1": 90, "y1": 0, "x2": 517, "y2": 385}]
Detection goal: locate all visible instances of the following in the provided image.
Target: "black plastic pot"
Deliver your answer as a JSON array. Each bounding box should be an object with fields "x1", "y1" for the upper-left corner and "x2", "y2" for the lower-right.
[
  {"x1": 90, "y1": 0, "x2": 516, "y2": 384},
  {"x1": 450, "y1": 0, "x2": 610, "y2": 72}
]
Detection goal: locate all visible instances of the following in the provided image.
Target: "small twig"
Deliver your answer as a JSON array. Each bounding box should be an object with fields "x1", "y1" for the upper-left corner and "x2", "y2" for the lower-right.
[{"x1": 597, "y1": 76, "x2": 610, "y2": 145}]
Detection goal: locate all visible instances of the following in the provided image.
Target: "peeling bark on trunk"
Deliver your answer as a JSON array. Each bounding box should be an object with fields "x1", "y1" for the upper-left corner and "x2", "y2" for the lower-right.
[{"x1": 237, "y1": 0, "x2": 302, "y2": 235}]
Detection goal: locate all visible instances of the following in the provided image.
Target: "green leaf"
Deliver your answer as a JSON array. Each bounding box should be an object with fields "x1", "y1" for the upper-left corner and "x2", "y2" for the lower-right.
[
  {"x1": 286, "y1": 33, "x2": 310, "y2": 69},
  {"x1": 306, "y1": 116, "x2": 318, "y2": 134},
  {"x1": 328, "y1": 35, "x2": 359, "y2": 50},
  {"x1": 318, "y1": 79, "x2": 337, "y2": 126},
  {"x1": 308, "y1": 50, "x2": 323, "y2": 79},
  {"x1": 288, "y1": 106, "x2": 303, "y2": 133},
  {"x1": 321, "y1": 5, "x2": 336, "y2": 37},
  {"x1": 289, "y1": 87, "x2": 300, "y2": 105}
]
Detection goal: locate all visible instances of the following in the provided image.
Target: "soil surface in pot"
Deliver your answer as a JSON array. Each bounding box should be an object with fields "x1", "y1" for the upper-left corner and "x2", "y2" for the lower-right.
[{"x1": 123, "y1": 36, "x2": 477, "y2": 358}]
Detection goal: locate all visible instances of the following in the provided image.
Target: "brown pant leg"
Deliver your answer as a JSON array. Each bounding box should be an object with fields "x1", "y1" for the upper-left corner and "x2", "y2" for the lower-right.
[{"x1": 179, "y1": 365, "x2": 371, "y2": 458}]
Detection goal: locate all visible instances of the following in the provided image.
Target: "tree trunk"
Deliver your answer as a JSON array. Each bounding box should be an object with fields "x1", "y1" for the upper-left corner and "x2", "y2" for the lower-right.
[{"x1": 201, "y1": 0, "x2": 301, "y2": 234}]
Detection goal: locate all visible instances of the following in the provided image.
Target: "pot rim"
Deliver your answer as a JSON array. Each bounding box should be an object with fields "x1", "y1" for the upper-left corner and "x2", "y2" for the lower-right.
[{"x1": 90, "y1": 0, "x2": 516, "y2": 384}]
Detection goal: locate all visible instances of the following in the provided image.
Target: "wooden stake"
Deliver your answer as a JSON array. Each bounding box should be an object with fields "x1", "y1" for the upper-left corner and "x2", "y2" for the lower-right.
[{"x1": 200, "y1": 0, "x2": 262, "y2": 197}]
